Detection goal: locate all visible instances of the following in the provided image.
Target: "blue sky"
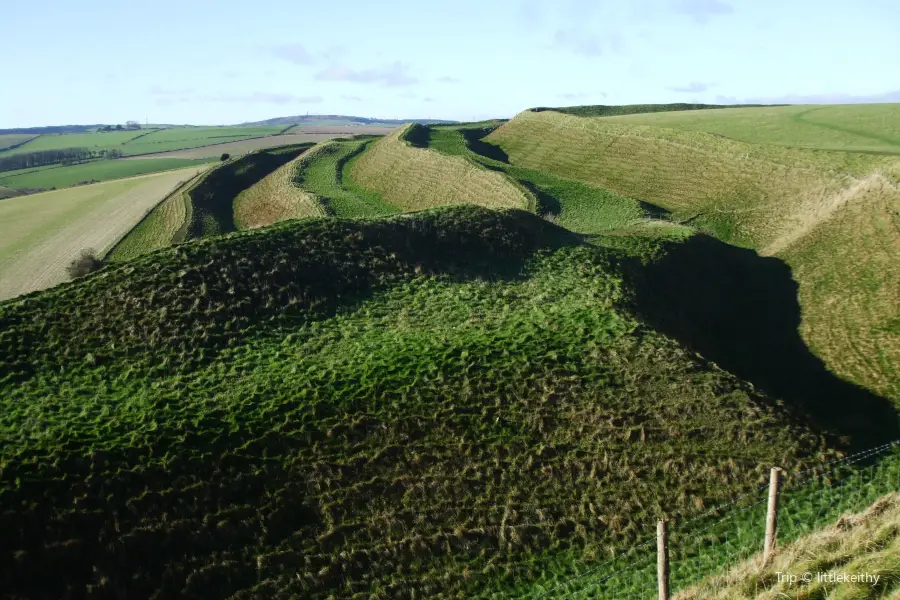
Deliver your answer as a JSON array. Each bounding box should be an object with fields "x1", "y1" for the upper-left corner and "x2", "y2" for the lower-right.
[{"x1": 2, "y1": 0, "x2": 899, "y2": 127}]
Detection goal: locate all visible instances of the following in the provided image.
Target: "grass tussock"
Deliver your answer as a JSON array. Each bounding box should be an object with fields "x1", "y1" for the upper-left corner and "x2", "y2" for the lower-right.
[{"x1": 349, "y1": 124, "x2": 531, "y2": 212}]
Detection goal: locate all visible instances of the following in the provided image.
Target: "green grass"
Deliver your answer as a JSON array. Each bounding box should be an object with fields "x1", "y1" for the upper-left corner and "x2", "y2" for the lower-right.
[
  {"x1": 0, "y1": 133, "x2": 37, "y2": 151},
  {"x1": 426, "y1": 125, "x2": 663, "y2": 235},
  {"x1": 294, "y1": 138, "x2": 398, "y2": 218},
  {"x1": 0, "y1": 126, "x2": 285, "y2": 158},
  {"x1": 603, "y1": 104, "x2": 900, "y2": 154},
  {"x1": 184, "y1": 144, "x2": 312, "y2": 239},
  {"x1": 0, "y1": 157, "x2": 213, "y2": 190},
  {"x1": 0, "y1": 206, "x2": 861, "y2": 600}
]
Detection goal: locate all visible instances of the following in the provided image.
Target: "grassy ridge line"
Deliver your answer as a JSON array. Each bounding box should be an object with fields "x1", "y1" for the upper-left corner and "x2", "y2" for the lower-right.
[
  {"x1": 0, "y1": 206, "x2": 841, "y2": 599},
  {"x1": 602, "y1": 104, "x2": 900, "y2": 154},
  {"x1": 530, "y1": 103, "x2": 778, "y2": 118},
  {"x1": 105, "y1": 167, "x2": 211, "y2": 261},
  {"x1": 233, "y1": 146, "x2": 327, "y2": 229},
  {"x1": 348, "y1": 124, "x2": 532, "y2": 212},
  {"x1": 0, "y1": 134, "x2": 39, "y2": 153},
  {"x1": 486, "y1": 109, "x2": 894, "y2": 248},
  {"x1": 0, "y1": 186, "x2": 22, "y2": 199}
]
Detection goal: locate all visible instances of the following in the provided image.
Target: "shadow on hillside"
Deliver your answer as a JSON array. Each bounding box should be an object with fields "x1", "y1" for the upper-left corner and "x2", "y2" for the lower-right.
[
  {"x1": 624, "y1": 234, "x2": 899, "y2": 450},
  {"x1": 460, "y1": 127, "x2": 510, "y2": 163}
]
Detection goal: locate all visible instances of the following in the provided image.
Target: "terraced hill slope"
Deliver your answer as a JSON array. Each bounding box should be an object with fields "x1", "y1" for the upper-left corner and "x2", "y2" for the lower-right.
[
  {"x1": 348, "y1": 124, "x2": 532, "y2": 211},
  {"x1": 5, "y1": 206, "x2": 889, "y2": 600},
  {"x1": 485, "y1": 109, "x2": 900, "y2": 404},
  {"x1": 233, "y1": 145, "x2": 327, "y2": 229}
]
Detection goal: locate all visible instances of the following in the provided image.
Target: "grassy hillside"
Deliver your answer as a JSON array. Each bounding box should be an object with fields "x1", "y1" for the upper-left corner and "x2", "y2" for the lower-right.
[
  {"x1": 5, "y1": 205, "x2": 888, "y2": 600},
  {"x1": 676, "y1": 492, "x2": 900, "y2": 599},
  {"x1": 348, "y1": 124, "x2": 532, "y2": 212},
  {"x1": 0, "y1": 133, "x2": 37, "y2": 151},
  {"x1": 184, "y1": 144, "x2": 313, "y2": 239},
  {"x1": 0, "y1": 157, "x2": 212, "y2": 190},
  {"x1": 603, "y1": 104, "x2": 900, "y2": 154},
  {"x1": 233, "y1": 145, "x2": 328, "y2": 229},
  {"x1": 427, "y1": 123, "x2": 675, "y2": 237},
  {"x1": 291, "y1": 138, "x2": 398, "y2": 218},
  {"x1": 105, "y1": 169, "x2": 209, "y2": 262},
  {"x1": 486, "y1": 109, "x2": 900, "y2": 408}
]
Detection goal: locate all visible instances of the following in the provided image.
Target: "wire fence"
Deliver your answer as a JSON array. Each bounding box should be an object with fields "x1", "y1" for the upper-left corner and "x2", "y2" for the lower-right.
[{"x1": 519, "y1": 439, "x2": 900, "y2": 599}]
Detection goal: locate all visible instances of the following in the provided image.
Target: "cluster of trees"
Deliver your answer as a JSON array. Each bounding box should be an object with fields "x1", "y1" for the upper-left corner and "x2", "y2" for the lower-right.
[
  {"x1": 0, "y1": 147, "x2": 123, "y2": 172},
  {"x1": 97, "y1": 121, "x2": 141, "y2": 132}
]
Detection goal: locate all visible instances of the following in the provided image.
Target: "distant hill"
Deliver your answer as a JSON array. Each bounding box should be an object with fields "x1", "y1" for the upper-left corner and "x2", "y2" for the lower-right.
[
  {"x1": 0, "y1": 125, "x2": 109, "y2": 135},
  {"x1": 240, "y1": 114, "x2": 457, "y2": 127}
]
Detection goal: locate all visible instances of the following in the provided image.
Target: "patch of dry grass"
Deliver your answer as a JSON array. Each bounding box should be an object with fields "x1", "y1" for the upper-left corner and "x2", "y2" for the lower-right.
[
  {"x1": 349, "y1": 125, "x2": 531, "y2": 211},
  {"x1": 233, "y1": 146, "x2": 327, "y2": 229},
  {"x1": 675, "y1": 493, "x2": 900, "y2": 599}
]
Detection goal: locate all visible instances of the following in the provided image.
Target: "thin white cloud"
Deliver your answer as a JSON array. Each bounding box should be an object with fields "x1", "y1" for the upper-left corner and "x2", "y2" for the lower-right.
[
  {"x1": 673, "y1": 0, "x2": 733, "y2": 24},
  {"x1": 667, "y1": 81, "x2": 715, "y2": 93},
  {"x1": 437, "y1": 76, "x2": 461, "y2": 83},
  {"x1": 398, "y1": 92, "x2": 417, "y2": 99},
  {"x1": 553, "y1": 29, "x2": 605, "y2": 57},
  {"x1": 424, "y1": 97, "x2": 438, "y2": 103},
  {"x1": 268, "y1": 43, "x2": 315, "y2": 65},
  {"x1": 315, "y1": 62, "x2": 418, "y2": 87},
  {"x1": 746, "y1": 90, "x2": 900, "y2": 104},
  {"x1": 341, "y1": 94, "x2": 365, "y2": 102},
  {"x1": 149, "y1": 84, "x2": 195, "y2": 96}
]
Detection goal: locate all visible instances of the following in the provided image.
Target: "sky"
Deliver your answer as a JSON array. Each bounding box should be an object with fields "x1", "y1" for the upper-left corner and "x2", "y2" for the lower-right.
[{"x1": 2, "y1": 0, "x2": 899, "y2": 127}]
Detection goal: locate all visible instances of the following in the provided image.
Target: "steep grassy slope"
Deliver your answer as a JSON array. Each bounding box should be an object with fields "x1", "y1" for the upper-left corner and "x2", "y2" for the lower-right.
[
  {"x1": 604, "y1": 103, "x2": 900, "y2": 154},
  {"x1": 292, "y1": 138, "x2": 398, "y2": 218},
  {"x1": 184, "y1": 143, "x2": 313, "y2": 239},
  {"x1": 780, "y1": 175, "x2": 900, "y2": 402},
  {"x1": 106, "y1": 169, "x2": 209, "y2": 262},
  {"x1": 676, "y1": 493, "x2": 900, "y2": 599},
  {"x1": 488, "y1": 110, "x2": 898, "y2": 248},
  {"x1": 2, "y1": 206, "x2": 877, "y2": 600},
  {"x1": 348, "y1": 124, "x2": 532, "y2": 212},
  {"x1": 487, "y1": 109, "x2": 900, "y2": 408},
  {"x1": 233, "y1": 146, "x2": 327, "y2": 229},
  {"x1": 427, "y1": 124, "x2": 678, "y2": 238}
]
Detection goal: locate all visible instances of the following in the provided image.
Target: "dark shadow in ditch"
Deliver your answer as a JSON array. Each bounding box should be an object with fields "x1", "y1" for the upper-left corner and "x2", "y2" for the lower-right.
[{"x1": 623, "y1": 233, "x2": 900, "y2": 451}]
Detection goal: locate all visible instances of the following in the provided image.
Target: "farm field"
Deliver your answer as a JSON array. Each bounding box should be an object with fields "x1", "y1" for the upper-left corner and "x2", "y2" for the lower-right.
[
  {"x1": 0, "y1": 157, "x2": 212, "y2": 190},
  {"x1": 0, "y1": 126, "x2": 287, "y2": 159},
  {"x1": 5, "y1": 205, "x2": 887, "y2": 600},
  {"x1": 0, "y1": 133, "x2": 37, "y2": 151},
  {"x1": 0, "y1": 166, "x2": 206, "y2": 300},
  {"x1": 128, "y1": 131, "x2": 383, "y2": 159},
  {"x1": 602, "y1": 103, "x2": 900, "y2": 154},
  {"x1": 348, "y1": 124, "x2": 531, "y2": 211}
]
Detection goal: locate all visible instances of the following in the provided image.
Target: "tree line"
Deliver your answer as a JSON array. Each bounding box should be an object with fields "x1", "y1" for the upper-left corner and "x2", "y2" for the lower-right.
[{"x1": 0, "y1": 147, "x2": 123, "y2": 173}]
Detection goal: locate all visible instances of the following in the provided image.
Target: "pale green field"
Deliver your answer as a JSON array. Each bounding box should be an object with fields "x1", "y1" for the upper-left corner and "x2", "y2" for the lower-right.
[
  {"x1": 603, "y1": 104, "x2": 900, "y2": 154},
  {"x1": 0, "y1": 126, "x2": 285, "y2": 158},
  {"x1": 0, "y1": 133, "x2": 38, "y2": 151},
  {"x1": 0, "y1": 166, "x2": 205, "y2": 300}
]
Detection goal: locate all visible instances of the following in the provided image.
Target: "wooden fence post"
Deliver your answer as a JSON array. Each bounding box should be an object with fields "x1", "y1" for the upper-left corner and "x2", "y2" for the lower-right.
[
  {"x1": 657, "y1": 519, "x2": 669, "y2": 600},
  {"x1": 764, "y1": 467, "x2": 782, "y2": 564}
]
